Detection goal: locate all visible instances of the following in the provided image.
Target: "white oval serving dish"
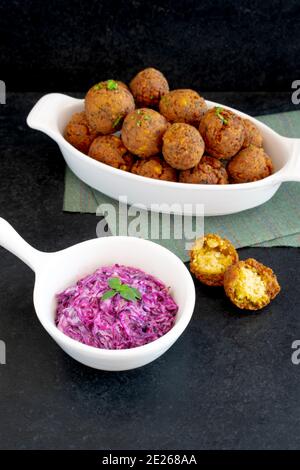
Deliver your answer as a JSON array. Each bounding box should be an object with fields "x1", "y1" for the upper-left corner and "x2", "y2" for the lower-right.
[{"x1": 27, "y1": 93, "x2": 300, "y2": 216}]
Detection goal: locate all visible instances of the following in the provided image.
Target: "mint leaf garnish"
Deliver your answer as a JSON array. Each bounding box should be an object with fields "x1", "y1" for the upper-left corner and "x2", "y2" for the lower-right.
[
  {"x1": 102, "y1": 290, "x2": 117, "y2": 300},
  {"x1": 108, "y1": 277, "x2": 122, "y2": 289},
  {"x1": 102, "y1": 277, "x2": 142, "y2": 302}
]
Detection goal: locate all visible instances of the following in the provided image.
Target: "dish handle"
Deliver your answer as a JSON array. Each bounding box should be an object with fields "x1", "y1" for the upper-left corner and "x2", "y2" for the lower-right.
[
  {"x1": 0, "y1": 218, "x2": 50, "y2": 273},
  {"x1": 26, "y1": 93, "x2": 82, "y2": 141},
  {"x1": 278, "y1": 138, "x2": 300, "y2": 182}
]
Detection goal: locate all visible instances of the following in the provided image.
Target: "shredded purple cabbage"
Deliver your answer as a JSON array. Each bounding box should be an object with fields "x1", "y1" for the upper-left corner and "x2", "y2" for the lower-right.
[{"x1": 55, "y1": 264, "x2": 178, "y2": 350}]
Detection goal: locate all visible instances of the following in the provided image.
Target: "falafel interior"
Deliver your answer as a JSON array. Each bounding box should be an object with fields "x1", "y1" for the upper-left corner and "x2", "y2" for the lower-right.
[
  {"x1": 224, "y1": 258, "x2": 280, "y2": 310},
  {"x1": 190, "y1": 234, "x2": 238, "y2": 286},
  {"x1": 232, "y1": 266, "x2": 268, "y2": 309}
]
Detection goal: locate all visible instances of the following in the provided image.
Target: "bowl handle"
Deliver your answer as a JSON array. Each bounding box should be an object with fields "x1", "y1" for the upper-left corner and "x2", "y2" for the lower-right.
[
  {"x1": 26, "y1": 93, "x2": 82, "y2": 141},
  {"x1": 0, "y1": 218, "x2": 50, "y2": 273},
  {"x1": 279, "y1": 138, "x2": 300, "y2": 182}
]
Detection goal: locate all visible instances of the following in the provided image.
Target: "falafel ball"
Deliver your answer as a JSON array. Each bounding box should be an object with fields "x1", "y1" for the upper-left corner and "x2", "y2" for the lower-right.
[
  {"x1": 162, "y1": 123, "x2": 204, "y2": 170},
  {"x1": 88, "y1": 135, "x2": 134, "y2": 171},
  {"x1": 224, "y1": 258, "x2": 280, "y2": 310},
  {"x1": 64, "y1": 111, "x2": 97, "y2": 154},
  {"x1": 129, "y1": 68, "x2": 169, "y2": 108},
  {"x1": 121, "y1": 108, "x2": 168, "y2": 158},
  {"x1": 117, "y1": 81, "x2": 130, "y2": 91},
  {"x1": 85, "y1": 79, "x2": 135, "y2": 134},
  {"x1": 131, "y1": 156, "x2": 178, "y2": 182},
  {"x1": 242, "y1": 118, "x2": 263, "y2": 148},
  {"x1": 179, "y1": 155, "x2": 228, "y2": 184},
  {"x1": 190, "y1": 234, "x2": 239, "y2": 287},
  {"x1": 159, "y1": 89, "x2": 207, "y2": 127},
  {"x1": 199, "y1": 107, "x2": 245, "y2": 159},
  {"x1": 227, "y1": 145, "x2": 273, "y2": 183}
]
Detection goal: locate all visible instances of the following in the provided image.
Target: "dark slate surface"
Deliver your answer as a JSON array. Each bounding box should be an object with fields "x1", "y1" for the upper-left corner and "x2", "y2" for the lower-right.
[
  {"x1": 0, "y1": 0, "x2": 300, "y2": 92},
  {"x1": 0, "y1": 92, "x2": 299, "y2": 450}
]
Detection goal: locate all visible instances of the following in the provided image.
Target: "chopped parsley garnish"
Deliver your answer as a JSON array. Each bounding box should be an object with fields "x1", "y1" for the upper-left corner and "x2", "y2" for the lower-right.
[
  {"x1": 102, "y1": 277, "x2": 142, "y2": 302},
  {"x1": 215, "y1": 107, "x2": 228, "y2": 125},
  {"x1": 135, "y1": 110, "x2": 151, "y2": 126},
  {"x1": 106, "y1": 79, "x2": 118, "y2": 90},
  {"x1": 113, "y1": 115, "x2": 123, "y2": 128},
  {"x1": 93, "y1": 82, "x2": 105, "y2": 90},
  {"x1": 94, "y1": 80, "x2": 119, "y2": 91}
]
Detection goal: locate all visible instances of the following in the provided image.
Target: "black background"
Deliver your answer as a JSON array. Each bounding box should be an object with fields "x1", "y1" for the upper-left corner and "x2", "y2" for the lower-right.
[
  {"x1": 1, "y1": 0, "x2": 300, "y2": 451},
  {"x1": 1, "y1": 0, "x2": 300, "y2": 92}
]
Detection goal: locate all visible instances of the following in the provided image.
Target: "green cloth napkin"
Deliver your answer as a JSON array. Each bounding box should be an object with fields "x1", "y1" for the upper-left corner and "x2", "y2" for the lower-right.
[{"x1": 63, "y1": 110, "x2": 300, "y2": 261}]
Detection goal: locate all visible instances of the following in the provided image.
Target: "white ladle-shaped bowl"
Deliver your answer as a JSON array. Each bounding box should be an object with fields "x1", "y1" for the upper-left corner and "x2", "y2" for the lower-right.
[{"x1": 0, "y1": 218, "x2": 195, "y2": 371}]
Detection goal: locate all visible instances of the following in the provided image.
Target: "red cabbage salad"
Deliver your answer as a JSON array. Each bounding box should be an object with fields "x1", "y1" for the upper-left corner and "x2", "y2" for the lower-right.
[{"x1": 55, "y1": 264, "x2": 178, "y2": 350}]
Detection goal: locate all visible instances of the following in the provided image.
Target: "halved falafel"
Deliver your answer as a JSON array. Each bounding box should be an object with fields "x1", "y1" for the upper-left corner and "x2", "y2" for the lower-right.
[
  {"x1": 88, "y1": 135, "x2": 134, "y2": 171},
  {"x1": 199, "y1": 107, "x2": 245, "y2": 159},
  {"x1": 64, "y1": 111, "x2": 97, "y2": 154},
  {"x1": 179, "y1": 156, "x2": 228, "y2": 184},
  {"x1": 159, "y1": 89, "x2": 207, "y2": 127},
  {"x1": 190, "y1": 234, "x2": 239, "y2": 286},
  {"x1": 85, "y1": 79, "x2": 135, "y2": 134},
  {"x1": 162, "y1": 123, "x2": 205, "y2": 170},
  {"x1": 224, "y1": 258, "x2": 280, "y2": 310},
  {"x1": 121, "y1": 108, "x2": 168, "y2": 158},
  {"x1": 227, "y1": 145, "x2": 273, "y2": 183},
  {"x1": 131, "y1": 156, "x2": 177, "y2": 181},
  {"x1": 129, "y1": 67, "x2": 169, "y2": 108}
]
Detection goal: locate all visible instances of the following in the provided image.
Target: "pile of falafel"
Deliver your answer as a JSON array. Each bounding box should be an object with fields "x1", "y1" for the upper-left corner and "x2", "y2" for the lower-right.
[{"x1": 64, "y1": 68, "x2": 273, "y2": 185}]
